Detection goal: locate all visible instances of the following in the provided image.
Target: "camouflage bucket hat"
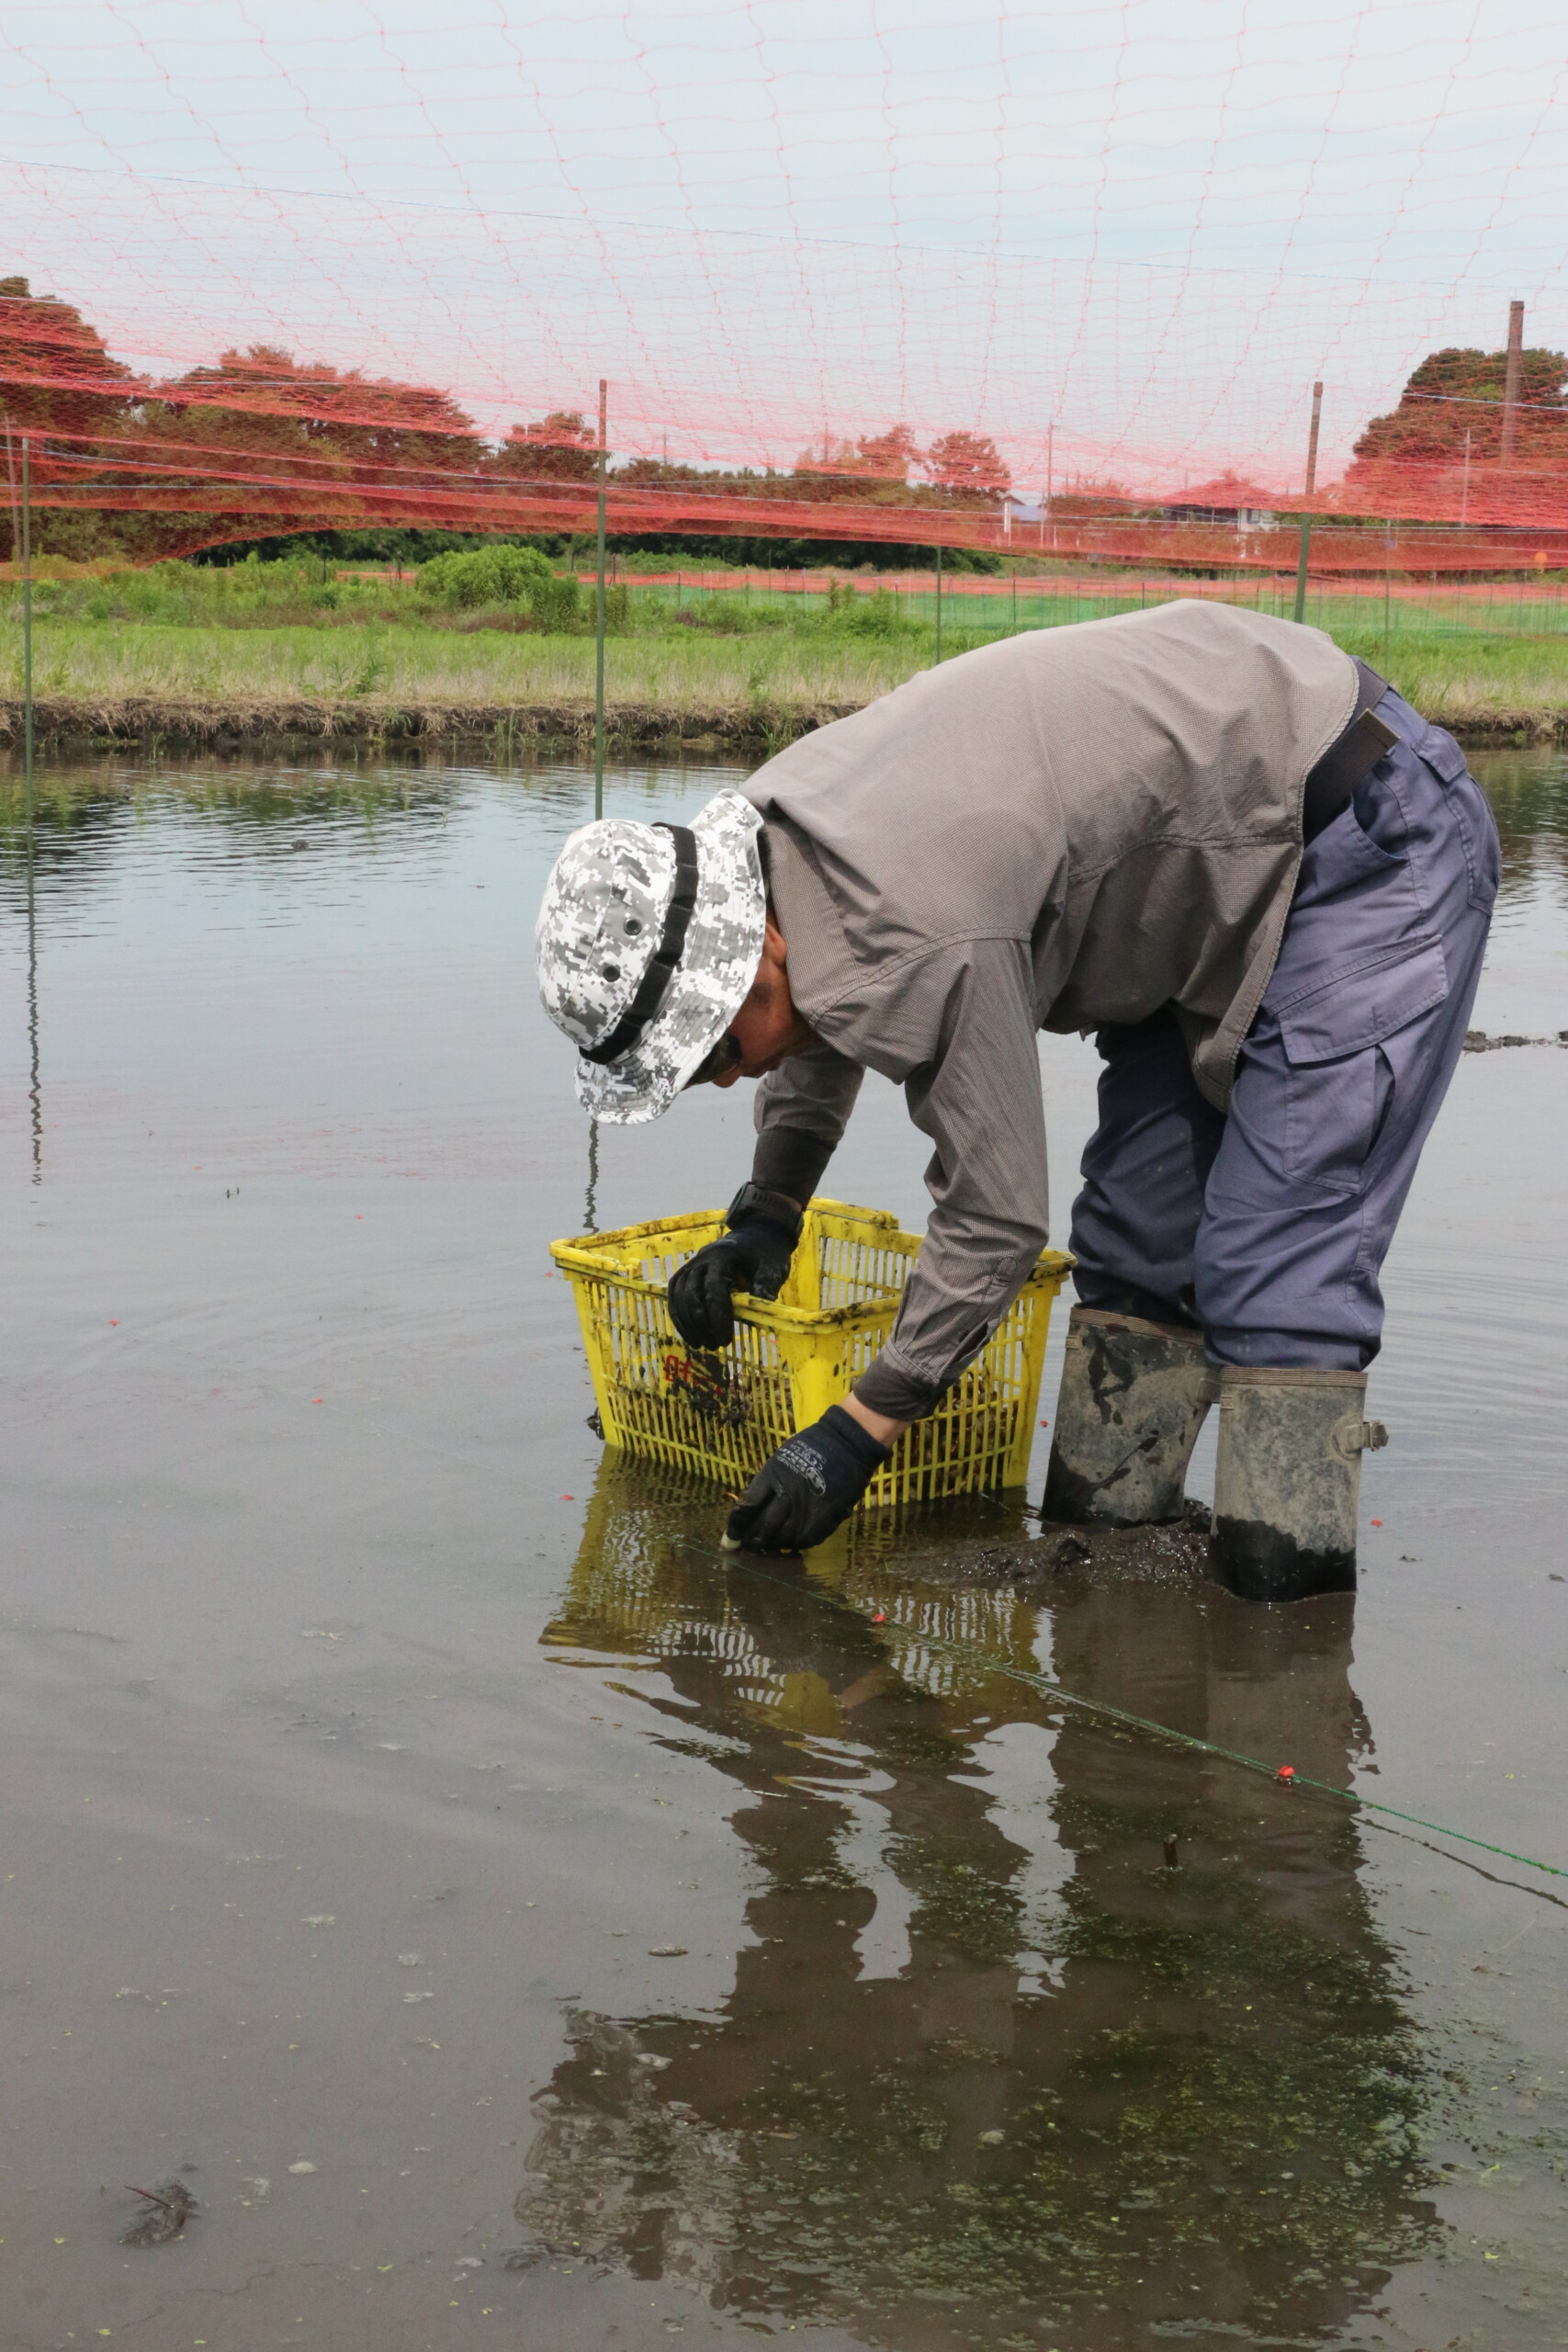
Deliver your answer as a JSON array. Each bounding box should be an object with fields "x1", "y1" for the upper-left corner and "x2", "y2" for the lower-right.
[{"x1": 535, "y1": 787, "x2": 767, "y2": 1125}]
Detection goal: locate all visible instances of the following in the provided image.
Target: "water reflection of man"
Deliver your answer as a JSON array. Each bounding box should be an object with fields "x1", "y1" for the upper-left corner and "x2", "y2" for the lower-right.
[
  {"x1": 535, "y1": 606, "x2": 1497, "y2": 1599},
  {"x1": 519, "y1": 1465, "x2": 1436, "y2": 2342}
]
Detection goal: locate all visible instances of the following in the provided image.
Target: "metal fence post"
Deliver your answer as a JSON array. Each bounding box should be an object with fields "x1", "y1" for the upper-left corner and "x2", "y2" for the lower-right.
[
  {"x1": 934, "y1": 531, "x2": 943, "y2": 663},
  {"x1": 21, "y1": 431, "x2": 33, "y2": 820},
  {"x1": 593, "y1": 379, "x2": 607, "y2": 821},
  {"x1": 1292, "y1": 382, "x2": 1323, "y2": 627}
]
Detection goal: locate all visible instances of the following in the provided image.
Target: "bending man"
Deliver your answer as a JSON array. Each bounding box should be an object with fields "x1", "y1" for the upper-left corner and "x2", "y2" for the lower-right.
[{"x1": 535, "y1": 601, "x2": 1496, "y2": 1600}]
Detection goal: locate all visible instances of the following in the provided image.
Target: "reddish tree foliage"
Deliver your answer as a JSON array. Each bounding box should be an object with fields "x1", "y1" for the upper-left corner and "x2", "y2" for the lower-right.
[
  {"x1": 924, "y1": 429, "x2": 1010, "y2": 497},
  {"x1": 1351, "y1": 345, "x2": 1568, "y2": 469},
  {"x1": 852, "y1": 424, "x2": 922, "y2": 483},
  {"x1": 0, "y1": 276, "x2": 131, "y2": 439},
  {"x1": 151, "y1": 346, "x2": 479, "y2": 469},
  {"x1": 1343, "y1": 344, "x2": 1568, "y2": 524},
  {"x1": 492, "y1": 410, "x2": 600, "y2": 483}
]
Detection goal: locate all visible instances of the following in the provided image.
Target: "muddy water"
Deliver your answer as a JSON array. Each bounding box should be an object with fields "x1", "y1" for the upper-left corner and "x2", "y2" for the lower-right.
[{"x1": 0, "y1": 742, "x2": 1564, "y2": 2352}]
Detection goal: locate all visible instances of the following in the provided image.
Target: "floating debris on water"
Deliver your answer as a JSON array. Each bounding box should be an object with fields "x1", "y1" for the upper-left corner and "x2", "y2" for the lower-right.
[
  {"x1": 1463, "y1": 1028, "x2": 1568, "y2": 1051},
  {"x1": 120, "y1": 2179, "x2": 196, "y2": 2246}
]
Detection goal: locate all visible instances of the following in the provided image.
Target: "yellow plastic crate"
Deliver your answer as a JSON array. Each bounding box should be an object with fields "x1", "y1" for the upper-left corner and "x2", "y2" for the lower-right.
[{"x1": 549, "y1": 1197, "x2": 1073, "y2": 1509}]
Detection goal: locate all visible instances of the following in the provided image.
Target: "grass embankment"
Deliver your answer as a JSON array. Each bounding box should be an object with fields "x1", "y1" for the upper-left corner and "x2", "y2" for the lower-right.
[
  {"x1": 2, "y1": 560, "x2": 1566, "y2": 747},
  {"x1": 0, "y1": 620, "x2": 930, "y2": 751},
  {"x1": 1320, "y1": 624, "x2": 1568, "y2": 739}
]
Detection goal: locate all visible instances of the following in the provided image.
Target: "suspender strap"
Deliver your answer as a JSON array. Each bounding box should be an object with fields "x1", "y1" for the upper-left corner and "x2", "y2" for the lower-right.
[
  {"x1": 1301, "y1": 659, "x2": 1398, "y2": 843},
  {"x1": 581, "y1": 824, "x2": 701, "y2": 1067}
]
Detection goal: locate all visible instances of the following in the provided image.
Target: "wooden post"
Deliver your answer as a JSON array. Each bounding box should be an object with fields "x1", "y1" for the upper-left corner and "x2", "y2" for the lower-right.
[
  {"x1": 1500, "y1": 300, "x2": 1525, "y2": 463},
  {"x1": 1292, "y1": 381, "x2": 1323, "y2": 626}
]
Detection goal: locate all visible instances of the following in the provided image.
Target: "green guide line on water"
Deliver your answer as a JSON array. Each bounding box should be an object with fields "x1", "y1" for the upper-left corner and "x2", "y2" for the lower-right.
[{"x1": 666, "y1": 1532, "x2": 1568, "y2": 1900}]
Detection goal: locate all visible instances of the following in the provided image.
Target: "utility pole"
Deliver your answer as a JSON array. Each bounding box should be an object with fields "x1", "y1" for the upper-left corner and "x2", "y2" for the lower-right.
[
  {"x1": 1292, "y1": 380, "x2": 1323, "y2": 626},
  {"x1": 1043, "y1": 422, "x2": 1054, "y2": 551},
  {"x1": 594, "y1": 379, "x2": 607, "y2": 820},
  {"x1": 1461, "y1": 427, "x2": 1472, "y2": 527},
  {"x1": 1500, "y1": 300, "x2": 1525, "y2": 463}
]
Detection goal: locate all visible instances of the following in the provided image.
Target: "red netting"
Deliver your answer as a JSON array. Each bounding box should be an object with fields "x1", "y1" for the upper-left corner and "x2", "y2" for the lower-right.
[{"x1": 2, "y1": 5, "x2": 1565, "y2": 563}]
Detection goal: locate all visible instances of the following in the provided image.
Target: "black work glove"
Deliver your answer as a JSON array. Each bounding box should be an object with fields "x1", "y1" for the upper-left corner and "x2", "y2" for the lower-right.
[
  {"x1": 667, "y1": 1185, "x2": 801, "y2": 1351},
  {"x1": 723, "y1": 1405, "x2": 892, "y2": 1554}
]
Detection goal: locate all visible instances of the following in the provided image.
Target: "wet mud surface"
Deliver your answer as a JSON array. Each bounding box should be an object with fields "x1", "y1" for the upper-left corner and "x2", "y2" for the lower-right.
[{"x1": 0, "y1": 743, "x2": 1565, "y2": 2349}]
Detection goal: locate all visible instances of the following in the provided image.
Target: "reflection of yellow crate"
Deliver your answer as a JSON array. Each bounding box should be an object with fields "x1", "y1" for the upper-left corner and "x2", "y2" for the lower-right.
[{"x1": 549, "y1": 1198, "x2": 1073, "y2": 1508}]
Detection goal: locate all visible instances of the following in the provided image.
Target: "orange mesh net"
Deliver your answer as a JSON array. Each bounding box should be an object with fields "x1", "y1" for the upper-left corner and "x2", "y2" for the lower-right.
[{"x1": 2, "y1": 6, "x2": 1565, "y2": 565}]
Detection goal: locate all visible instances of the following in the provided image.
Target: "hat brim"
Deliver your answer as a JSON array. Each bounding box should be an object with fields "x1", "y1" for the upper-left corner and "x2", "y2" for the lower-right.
[{"x1": 573, "y1": 791, "x2": 767, "y2": 1125}]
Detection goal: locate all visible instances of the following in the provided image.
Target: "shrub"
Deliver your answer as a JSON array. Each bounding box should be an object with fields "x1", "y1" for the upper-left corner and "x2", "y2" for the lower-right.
[
  {"x1": 415, "y1": 544, "x2": 555, "y2": 611},
  {"x1": 814, "y1": 582, "x2": 918, "y2": 639},
  {"x1": 533, "y1": 571, "x2": 584, "y2": 631}
]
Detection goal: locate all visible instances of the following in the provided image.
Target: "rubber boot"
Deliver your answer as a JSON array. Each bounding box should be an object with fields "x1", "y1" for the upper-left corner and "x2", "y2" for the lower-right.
[
  {"x1": 1042, "y1": 1306, "x2": 1218, "y2": 1527},
  {"x1": 1211, "y1": 1367, "x2": 1388, "y2": 1603}
]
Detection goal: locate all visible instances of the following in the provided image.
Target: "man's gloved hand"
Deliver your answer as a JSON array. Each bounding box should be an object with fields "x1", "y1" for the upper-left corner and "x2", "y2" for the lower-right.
[
  {"x1": 723, "y1": 1405, "x2": 892, "y2": 1554},
  {"x1": 667, "y1": 1185, "x2": 801, "y2": 1350}
]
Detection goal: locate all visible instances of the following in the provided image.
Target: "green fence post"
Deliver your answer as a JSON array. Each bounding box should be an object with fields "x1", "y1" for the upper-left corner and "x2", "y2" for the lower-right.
[
  {"x1": 1383, "y1": 527, "x2": 1393, "y2": 658},
  {"x1": 593, "y1": 380, "x2": 607, "y2": 821},
  {"x1": 19, "y1": 431, "x2": 39, "y2": 1181},
  {"x1": 1292, "y1": 380, "x2": 1323, "y2": 627},
  {"x1": 20, "y1": 431, "x2": 35, "y2": 824}
]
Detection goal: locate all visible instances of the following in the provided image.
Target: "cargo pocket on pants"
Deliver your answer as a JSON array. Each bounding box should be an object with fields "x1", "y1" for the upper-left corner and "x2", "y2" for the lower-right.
[
  {"x1": 1416, "y1": 724, "x2": 1501, "y2": 914},
  {"x1": 1276, "y1": 939, "x2": 1449, "y2": 1198}
]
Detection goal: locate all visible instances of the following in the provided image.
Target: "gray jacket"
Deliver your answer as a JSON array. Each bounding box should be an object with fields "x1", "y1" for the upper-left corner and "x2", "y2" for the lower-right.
[{"x1": 741, "y1": 600, "x2": 1357, "y2": 1419}]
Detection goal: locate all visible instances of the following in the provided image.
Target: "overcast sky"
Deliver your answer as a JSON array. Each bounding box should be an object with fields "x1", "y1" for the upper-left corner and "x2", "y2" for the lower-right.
[{"x1": 3, "y1": 1, "x2": 1562, "y2": 487}]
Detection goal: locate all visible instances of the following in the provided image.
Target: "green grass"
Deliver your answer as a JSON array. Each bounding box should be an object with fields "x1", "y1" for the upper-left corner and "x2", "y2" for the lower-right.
[
  {"x1": 4, "y1": 565, "x2": 1568, "y2": 737},
  {"x1": 0, "y1": 617, "x2": 934, "y2": 718},
  {"x1": 1317, "y1": 621, "x2": 1568, "y2": 730}
]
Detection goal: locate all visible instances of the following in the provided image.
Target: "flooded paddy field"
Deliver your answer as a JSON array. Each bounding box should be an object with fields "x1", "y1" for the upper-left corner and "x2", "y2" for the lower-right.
[{"x1": 0, "y1": 741, "x2": 1565, "y2": 2351}]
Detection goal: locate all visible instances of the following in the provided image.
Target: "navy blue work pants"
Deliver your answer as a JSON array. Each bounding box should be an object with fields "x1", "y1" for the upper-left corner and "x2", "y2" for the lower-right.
[{"x1": 1068, "y1": 690, "x2": 1499, "y2": 1368}]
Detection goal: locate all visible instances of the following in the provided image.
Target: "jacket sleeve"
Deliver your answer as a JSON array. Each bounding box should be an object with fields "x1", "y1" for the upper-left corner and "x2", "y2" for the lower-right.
[
  {"x1": 750, "y1": 1038, "x2": 866, "y2": 1207},
  {"x1": 852, "y1": 938, "x2": 1049, "y2": 1421}
]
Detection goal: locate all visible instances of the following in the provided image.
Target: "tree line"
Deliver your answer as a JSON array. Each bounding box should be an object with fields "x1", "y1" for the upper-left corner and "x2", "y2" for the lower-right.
[
  {"x1": 0, "y1": 276, "x2": 1012, "y2": 567},
  {"x1": 6, "y1": 267, "x2": 1561, "y2": 566}
]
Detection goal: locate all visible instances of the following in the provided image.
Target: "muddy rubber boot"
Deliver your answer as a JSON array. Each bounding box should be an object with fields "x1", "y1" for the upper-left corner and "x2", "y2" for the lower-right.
[
  {"x1": 1211, "y1": 1367, "x2": 1388, "y2": 1604},
  {"x1": 1042, "y1": 1306, "x2": 1219, "y2": 1527}
]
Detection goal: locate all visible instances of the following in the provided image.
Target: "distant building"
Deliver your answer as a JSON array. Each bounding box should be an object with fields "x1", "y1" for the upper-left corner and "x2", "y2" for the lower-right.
[{"x1": 1161, "y1": 474, "x2": 1280, "y2": 529}]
